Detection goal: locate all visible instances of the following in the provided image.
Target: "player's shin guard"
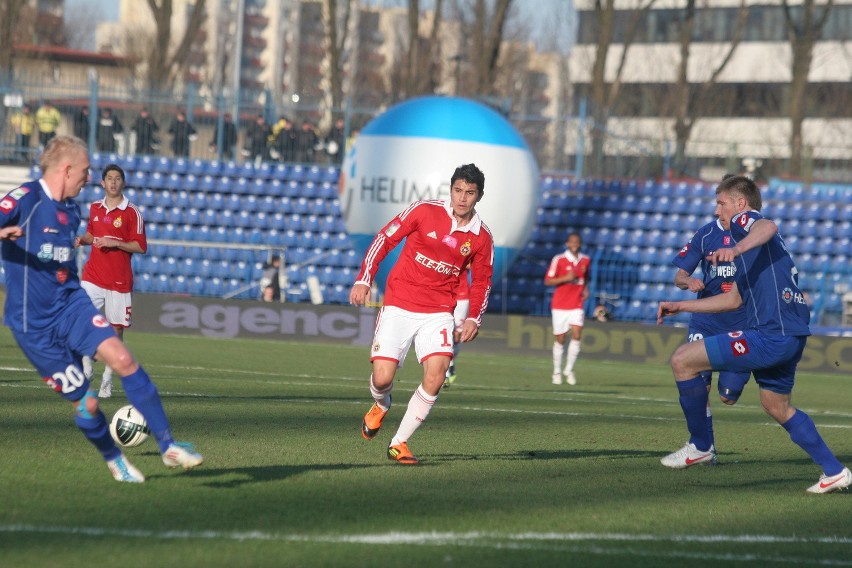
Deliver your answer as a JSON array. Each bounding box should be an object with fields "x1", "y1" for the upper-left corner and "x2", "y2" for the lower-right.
[
  {"x1": 783, "y1": 409, "x2": 844, "y2": 476},
  {"x1": 677, "y1": 376, "x2": 712, "y2": 452},
  {"x1": 121, "y1": 366, "x2": 174, "y2": 453},
  {"x1": 391, "y1": 385, "x2": 437, "y2": 445},
  {"x1": 75, "y1": 402, "x2": 121, "y2": 461}
]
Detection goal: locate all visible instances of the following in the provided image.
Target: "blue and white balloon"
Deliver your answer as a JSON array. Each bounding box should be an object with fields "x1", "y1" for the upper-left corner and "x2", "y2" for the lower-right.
[{"x1": 340, "y1": 95, "x2": 539, "y2": 291}]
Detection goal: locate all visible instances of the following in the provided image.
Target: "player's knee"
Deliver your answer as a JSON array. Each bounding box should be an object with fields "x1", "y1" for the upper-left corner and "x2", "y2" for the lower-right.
[
  {"x1": 720, "y1": 396, "x2": 737, "y2": 406},
  {"x1": 73, "y1": 390, "x2": 99, "y2": 418}
]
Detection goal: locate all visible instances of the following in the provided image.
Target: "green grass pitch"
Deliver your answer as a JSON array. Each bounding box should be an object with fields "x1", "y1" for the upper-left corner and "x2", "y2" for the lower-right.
[{"x1": 1, "y1": 327, "x2": 850, "y2": 567}]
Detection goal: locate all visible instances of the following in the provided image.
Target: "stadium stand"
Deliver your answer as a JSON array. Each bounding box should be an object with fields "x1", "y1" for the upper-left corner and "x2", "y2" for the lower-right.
[{"x1": 3, "y1": 154, "x2": 847, "y2": 326}]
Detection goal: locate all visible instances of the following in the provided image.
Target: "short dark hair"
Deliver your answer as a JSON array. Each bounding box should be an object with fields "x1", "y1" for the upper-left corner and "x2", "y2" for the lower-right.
[
  {"x1": 717, "y1": 175, "x2": 761, "y2": 211},
  {"x1": 451, "y1": 163, "x2": 485, "y2": 196},
  {"x1": 101, "y1": 163, "x2": 125, "y2": 183}
]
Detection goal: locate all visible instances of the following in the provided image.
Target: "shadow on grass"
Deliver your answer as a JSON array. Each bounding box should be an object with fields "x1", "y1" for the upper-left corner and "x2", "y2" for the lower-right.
[
  {"x1": 145, "y1": 461, "x2": 379, "y2": 488},
  {"x1": 428, "y1": 448, "x2": 663, "y2": 463}
]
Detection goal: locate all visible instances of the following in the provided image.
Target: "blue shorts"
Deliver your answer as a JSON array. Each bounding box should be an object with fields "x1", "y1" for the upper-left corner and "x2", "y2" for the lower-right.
[
  {"x1": 12, "y1": 291, "x2": 116, "y2": 402},
  {"x1": 704, "y1": 330, "x2": 807, "y2": 395},
  {"x1": 688, "y1": 325, "x2": 751, "y2": 401}
]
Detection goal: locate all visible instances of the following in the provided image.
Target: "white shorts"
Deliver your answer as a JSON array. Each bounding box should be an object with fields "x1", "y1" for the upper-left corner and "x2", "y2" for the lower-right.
[
  {"x1": 453, "y1": 299, "x2": 470, "y2": 331},
  {"x1": 370, "y1": 306, "x2": 454, "y2": 367},
  {"x1": 81, "y1": 281, "x2": 132, "y2": 327},
  {"x1": 551, "y1": 308, "x2": 584, "y2": 336}
]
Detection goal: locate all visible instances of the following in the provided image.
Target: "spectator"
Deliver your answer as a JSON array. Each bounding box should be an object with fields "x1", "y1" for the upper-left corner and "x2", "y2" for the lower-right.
[
  {"x1": 244, "y1": 114, "x2": 270, "y2": 163},
  {"x1": 73, "y1": 107, "x2": 90, "y2": 143},
  {"x1": 296, "y1": 121, "x2": 319, "y2": 163},
  {"x1": 210, "y1": 112, "x2": 238, "y2": 160},
  {"x1": 324, "y1": 117, "x2": 346, "y2": 164},
  {"x1": 10, "y1": 104, "x2": 35, "y2": 162},
  {"x1": 259, "y1": 255, "x2": 282, "y2": 302},
  {"x1": 35, "y1": 100, "x2": 61, "y2": 147},
  {"x1": 277, "y1": 118, "x2": 299, "y2": 163},
  {"x1": 168, "y1": 110, "x2": 196, "y2": 157},
  {"x1": 131, "y1": 108, "x2": 160, "y2": 156},
  {"x1": 96, "y1": 108, "x2": 123, "y2": 154}
]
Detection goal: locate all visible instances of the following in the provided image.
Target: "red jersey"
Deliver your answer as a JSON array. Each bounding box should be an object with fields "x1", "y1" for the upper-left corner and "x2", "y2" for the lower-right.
[
  {"x1": 545, "y1": 250, "x2": 590, "y2": 310},
  {"x1": 81, "y1": 196, "x2": 147, "y2": 293},
  {"x1": 356, "y1": 200, "x2": 494, "y2": 326},
  {"x1": 455, "y1": 268, "x2": 470, "y2": 301}
]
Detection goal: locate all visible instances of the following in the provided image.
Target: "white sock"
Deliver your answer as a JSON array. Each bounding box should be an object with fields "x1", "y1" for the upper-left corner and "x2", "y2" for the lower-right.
[
  {"x1": 82, "y1": 356, "x2": 94, "y2": 379},
  {"x1": 103, "y1": 366, "x2": 114, "y2": 382},
  {"x1": 391, "y1": 385, "x2": 437, "y2": 445},
  {"x1": 565, "y1": 339, "x2": 581, "y2": 373},
  {"x1": 552, "y1": 342, "x2": 564, "y2": 374},
  {"x1": 370, "y1": 374, "x2": 393, "y2": 410}
]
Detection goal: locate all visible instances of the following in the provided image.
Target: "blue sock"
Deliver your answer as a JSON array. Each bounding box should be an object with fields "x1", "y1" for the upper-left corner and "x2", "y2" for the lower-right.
[
  {"x1": 782, "y1": 409, "x2": 843, "y2": 476},
  {"x1": 121, "y1": 366, "x2": 174, "y2": 453},
  {"x1": 700, "y1": 372, "x2": 715, "y2": 448},
  {"x1": 75, "y1": 411, "x2": 121, "y2": 461},
  {"x1": 677, "y1": 376, "x2": 711, "y2": 451}
]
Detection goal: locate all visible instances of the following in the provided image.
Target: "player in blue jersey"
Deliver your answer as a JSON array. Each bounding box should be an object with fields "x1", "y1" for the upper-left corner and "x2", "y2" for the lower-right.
[
  {"x1": 667, "y1": 215, "x2": 752, "y2": 465},
  {"x1": 657, "y1": 175, "x2": 849, "y2": 493},
  {"x1": 0, "y1": 135, "x2": 203, "y2": 483}
]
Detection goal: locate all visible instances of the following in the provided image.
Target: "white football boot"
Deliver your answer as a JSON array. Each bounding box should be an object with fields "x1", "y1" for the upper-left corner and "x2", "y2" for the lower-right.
[
  {"x1": 807, "y1": 467, "x2": 852, "y2": 494},
  {"x1": 163, "y1": 442, "x2": 204, "y2": 469},
  {"x1": 107, "y1": 454, "x2": 145, "y2": 483},
  {"x1": 661, "y1": 442, "x2": 717, "y2": 469}
]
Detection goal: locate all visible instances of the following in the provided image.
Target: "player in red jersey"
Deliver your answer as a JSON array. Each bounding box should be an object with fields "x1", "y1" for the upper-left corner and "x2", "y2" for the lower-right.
[
  {"x1": 350, "y1": 163, "x2": 494, "y2": 464},
  {"x1": 544, "y1": 232, "x2": 590, "y2": 386},
  {"x1": 75, "y1": 164, "x2": 147, "y2": 398},
  {"x1": 443, "y1": 268, "x2": 470, "y2": 388}
]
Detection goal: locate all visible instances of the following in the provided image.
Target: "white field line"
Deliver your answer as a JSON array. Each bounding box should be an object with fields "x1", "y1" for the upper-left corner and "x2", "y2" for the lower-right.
[{"x1": 0, "y1": 526, "x2": 851, "y2": 565}]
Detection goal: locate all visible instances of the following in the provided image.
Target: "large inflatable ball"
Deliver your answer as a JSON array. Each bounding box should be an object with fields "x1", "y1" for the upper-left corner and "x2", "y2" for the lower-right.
[{"x1": 340, "y1": 96, "x2": 539, "y2": 293}]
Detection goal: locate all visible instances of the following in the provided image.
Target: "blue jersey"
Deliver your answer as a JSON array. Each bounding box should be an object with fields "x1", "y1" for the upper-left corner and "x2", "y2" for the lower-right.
[
  {"x1": 0, "y1": 180, "x2": 84, "y2": 332},
  {"x1": 729, "y1": 210, "x2": 810, "y2": 336},
  {"x1": 672, "y1": 219, "x2": 747, "y2": 334}
]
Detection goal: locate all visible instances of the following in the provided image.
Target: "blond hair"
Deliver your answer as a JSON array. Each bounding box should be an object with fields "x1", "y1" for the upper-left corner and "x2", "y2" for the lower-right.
[{"x1": 40, "y1": 135, "x2": 88, "y2": 174}]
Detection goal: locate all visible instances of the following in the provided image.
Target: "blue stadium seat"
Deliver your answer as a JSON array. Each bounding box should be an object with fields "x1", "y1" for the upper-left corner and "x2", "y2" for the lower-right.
[
  {"x1": 271, "y1": 163, "x2": 289, "y2": 180},
  {"x1": 128, "y1": 170, "x2": 148, "y2": 189},
  {"x1": 148, "y1": 171, "x2": 165, "y2": 189},
  {"x1": 199, "y1": 175, "x2": 216, "y2": 192},
  {"x1": 321, "y1": 167, "x2": 340, "y2": 184},
  {"x1": 136, "y1": 273, "x2": 154, "y2": 293},
  {"x1": 289, "y1": 164, "x2": 306, "y2": 181},
  {"x1": 136, "y1": 155, "x2": 155, "y2": 172},
  {"x1": 153, "y1": 156, "x2": 171, "y2": 173},
  {"x1": 217, "y1": 209, "x2": 235, "y2": 227},
  {"x1": 232, "y1": 177, "x2": 250, "y2": 194},
  {"x1": 187, "y1": 275, "x2": 206, "y2": 296},
  {"x1": 257, "y1": 195, "x2": 276, "y2": 213},
  {"x1": 224, "y1": 193, "x2": 241, "y2": 210},
  {"x1": 235, "y1": 210, "x2": 253, "y2": 228},
  {"x1": 204, "y1": 277, "x2": 226, "y2": 297}
]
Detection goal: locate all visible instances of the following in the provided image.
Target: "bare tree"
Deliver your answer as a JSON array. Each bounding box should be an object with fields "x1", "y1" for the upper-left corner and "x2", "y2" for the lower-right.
[
  {"x1": 145, "y1": 0, "x2": 208, "y2": 93},
  {"x1": 470, "y1": 0, "x2": 512, "y2": 96},
  {"x1": 782, "y1": 0, "x2": 834, "y2": 176},
  {"x1": 588, "y1": 0, "x2": 655, "y2": 176},
  {"x1": 404, "y1": 0, "x2": 421, "y2": 96},
  {"x1": 670, "y1": 0, "x2": 747, "y2": 176},
  {"x1": 0, "y1": 0, "x2": 28, "y2": 82},
  {"x1": 322, "y1": 0, "x2": 352, "y2": 118}
]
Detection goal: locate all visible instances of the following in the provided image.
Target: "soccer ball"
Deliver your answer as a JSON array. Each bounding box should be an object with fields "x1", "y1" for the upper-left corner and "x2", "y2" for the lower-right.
[{"x1": 109, "y1": 405, "x2": 150, "y2": 447}]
